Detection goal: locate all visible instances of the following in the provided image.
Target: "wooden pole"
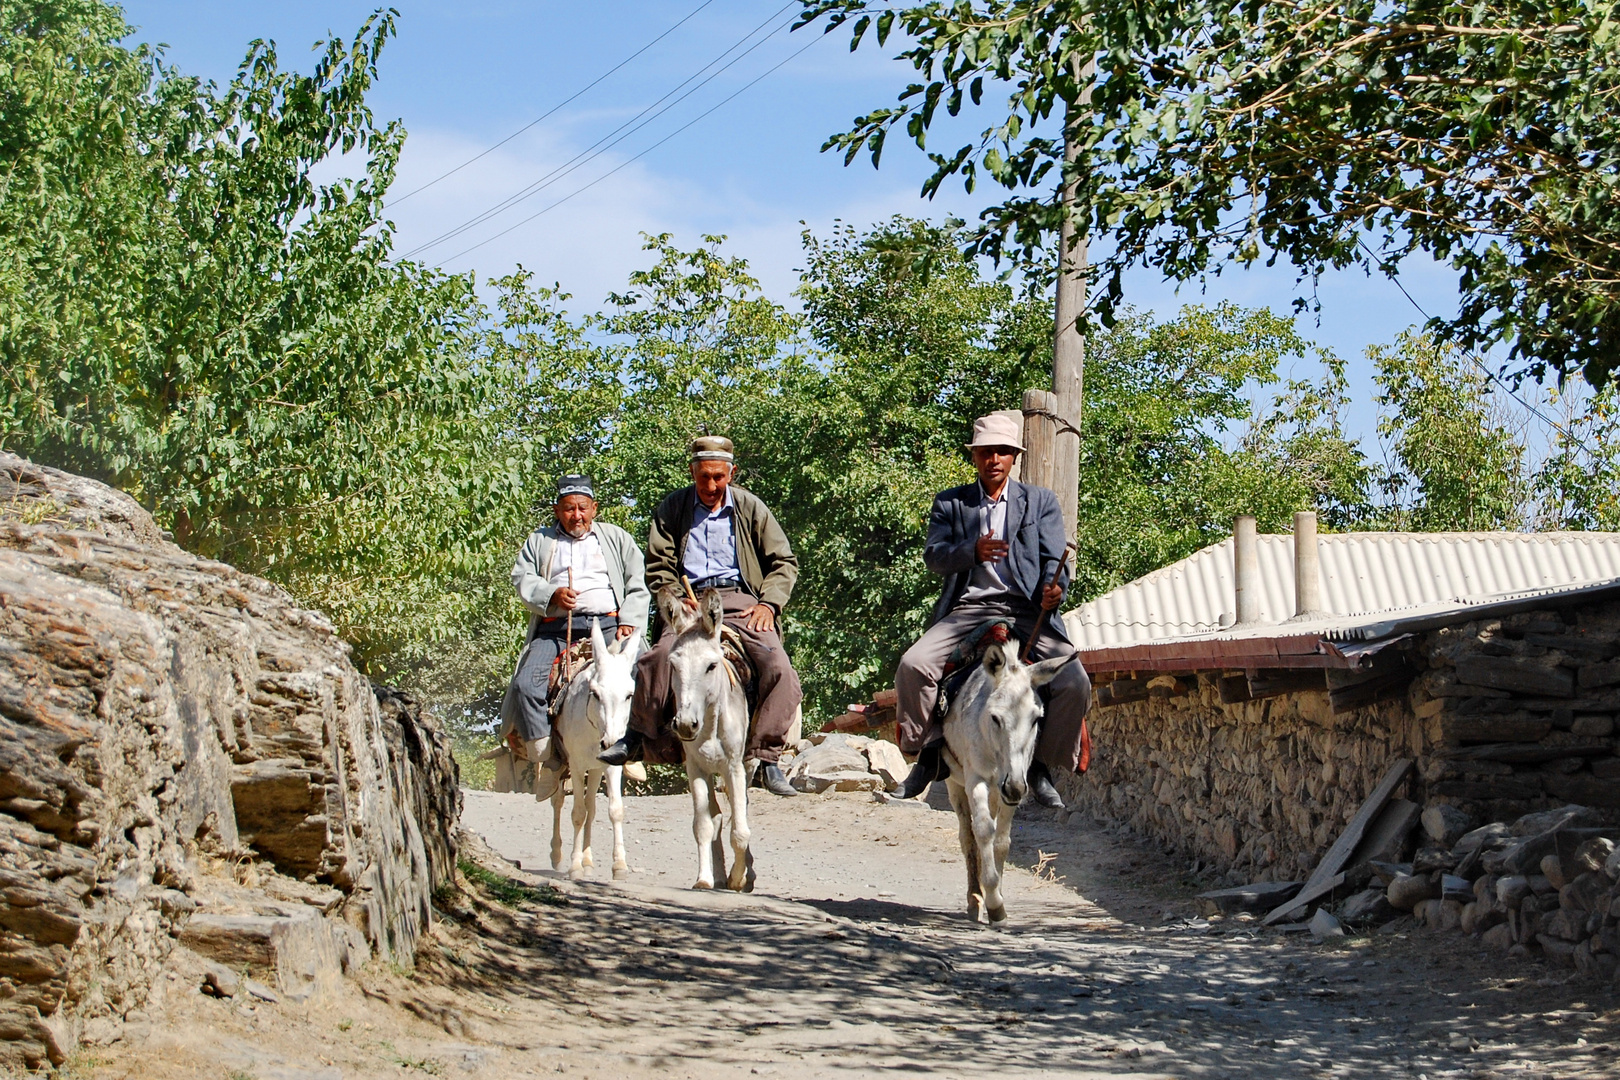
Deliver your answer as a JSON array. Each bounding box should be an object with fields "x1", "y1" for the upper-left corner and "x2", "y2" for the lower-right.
[
  {"x1": 1050, "y1": 65, "x2": 1093, "y2": 543},
  {"x1": 1021, "y1": 388, "x2": 1057, "y2": 492}
]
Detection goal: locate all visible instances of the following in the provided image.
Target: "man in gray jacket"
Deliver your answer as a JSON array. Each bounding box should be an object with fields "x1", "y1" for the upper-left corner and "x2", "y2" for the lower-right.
[
  {"x1": 502, "y1": 475, "x2": 650, "y2": 799},
  {"x1": 891, "y1": 413, "x2": 1092, "y2": 807}
]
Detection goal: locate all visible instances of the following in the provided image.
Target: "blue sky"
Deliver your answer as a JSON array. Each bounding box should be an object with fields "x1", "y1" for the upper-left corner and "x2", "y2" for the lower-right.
[{"x1": 117, "y1": 1, "x2": 1543, "y2": 456}]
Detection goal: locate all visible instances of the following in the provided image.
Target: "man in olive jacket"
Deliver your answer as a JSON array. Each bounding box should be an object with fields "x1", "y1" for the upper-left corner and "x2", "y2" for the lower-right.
[{"x1": 601, "y1": 436, "x2": 803, "y2": 796}]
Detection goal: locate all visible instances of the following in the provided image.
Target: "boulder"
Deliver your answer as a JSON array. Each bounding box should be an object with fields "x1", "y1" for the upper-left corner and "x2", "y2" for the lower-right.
[
  {"x1": 1337, "y1": 888, "x2": 1393, "y2": 925},
  {"x1": 1509, "y1": 804, "x2": 1602, "y2": 837},
  {"x1": 784, "y1": 734, "x2": 882, "y2": 793},
  {"x1": 1309, "y1": 908, "x2": 1345, "y2": 940},
  {"x1": 862, "y1": 740, "x2": 911, "y2": 793},
  {"x1": 1481, "y1": 922, "x2": 1514, "y2": 951},
  {"x1": 1496, "y1": 875, "x2": 1532, "y2": 909},
  {"x1": 0, "y1": 454, "x2": 460, "y2": 1070},
  {"x1": 1421, "y1": 803, "x2": 1474, "y2": 846},
  {"x1": 1574, "y1": 836, "x2": 1615, "y2": 875},
  {"x1": 1388, "y1": 873, "x2": 1438, "y2": 911}
]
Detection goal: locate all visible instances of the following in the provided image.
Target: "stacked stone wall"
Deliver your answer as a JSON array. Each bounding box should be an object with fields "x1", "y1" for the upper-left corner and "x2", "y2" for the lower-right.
[{"x1": 1056, "y1": 601, "x2": 1620, "y2": 884}]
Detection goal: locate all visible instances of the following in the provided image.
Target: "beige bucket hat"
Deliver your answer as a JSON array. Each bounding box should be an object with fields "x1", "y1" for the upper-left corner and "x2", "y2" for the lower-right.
[{"x1": 965, "y1": 413, "x2": 1025, "y2": 452}]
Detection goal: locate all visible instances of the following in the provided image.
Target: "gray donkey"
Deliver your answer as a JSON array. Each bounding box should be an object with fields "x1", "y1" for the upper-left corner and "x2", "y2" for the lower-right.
[{"x1": 942, "y1": 639, "x2": 1071, "y2": 923}]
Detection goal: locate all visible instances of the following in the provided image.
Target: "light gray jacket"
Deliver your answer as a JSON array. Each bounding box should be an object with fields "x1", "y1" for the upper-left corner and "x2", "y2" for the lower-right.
[{"x1": 511, "y1": 521, "x2": 651, "y2": 641}]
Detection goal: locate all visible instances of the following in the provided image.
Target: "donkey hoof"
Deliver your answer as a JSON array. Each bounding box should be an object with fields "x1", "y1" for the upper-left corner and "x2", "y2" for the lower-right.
[
  {"x1": 986, "y1": 904, "x2": 1007, "y2": 924},
  {"x1": 726, "y1": 870, "x2": 748, "y2": 892},
  {"x1": 613, "y1": 867, "x2": 629, "y2": 881},
  {"x1": 692, "y1": 880, "x2": 713, "y2": 891}
]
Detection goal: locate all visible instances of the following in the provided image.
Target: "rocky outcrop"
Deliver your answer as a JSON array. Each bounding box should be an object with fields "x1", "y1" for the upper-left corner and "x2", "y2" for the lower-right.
[{"x1": 0, "y1": 453, "x2": 460, "y2": 1068}]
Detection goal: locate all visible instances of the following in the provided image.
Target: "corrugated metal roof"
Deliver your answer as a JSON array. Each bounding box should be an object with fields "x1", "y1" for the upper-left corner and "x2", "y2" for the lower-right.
[{"x1": 1064, "y1": 532, "x2": 1620, "y2": 652}]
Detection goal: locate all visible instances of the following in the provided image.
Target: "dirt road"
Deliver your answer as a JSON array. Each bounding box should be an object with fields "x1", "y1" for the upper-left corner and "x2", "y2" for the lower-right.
[{"x1": 60, "y1": 786, "x2": 1620, "y2": 1080}]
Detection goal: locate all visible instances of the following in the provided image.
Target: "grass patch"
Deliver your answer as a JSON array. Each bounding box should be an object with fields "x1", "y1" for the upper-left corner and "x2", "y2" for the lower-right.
[
  {"x1": 622, "y1": 762, "x2": 690, "y2": 797},
  {"x1": 458, "y1": 858, "x2": 567, "y2": 907}
]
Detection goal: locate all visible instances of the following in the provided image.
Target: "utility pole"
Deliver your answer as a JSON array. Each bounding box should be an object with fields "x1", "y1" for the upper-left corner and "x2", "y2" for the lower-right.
[{"x1": 1049, "y1": 66, "x2": 1091, "y2": 542}]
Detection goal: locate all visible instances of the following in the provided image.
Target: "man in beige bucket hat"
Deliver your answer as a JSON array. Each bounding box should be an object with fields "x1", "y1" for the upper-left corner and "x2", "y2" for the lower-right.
[{"x1": 890, "y1": 412, "x2": 1093, "y2": 806}]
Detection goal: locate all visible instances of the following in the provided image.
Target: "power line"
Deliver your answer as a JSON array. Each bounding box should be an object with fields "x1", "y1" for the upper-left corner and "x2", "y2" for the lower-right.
[
  {"x1": 402, "y1": 2, "x2": 798, "y2": 260},
  {"x1": 1355, "y1": 238, "x2": 1592, "y2": 454},
  {"x1": 389, "y1": 0, "x2": 721, "y2": 206},
  {"x1": 439, "y1": 29, "x2": 826, "y2": 266}
]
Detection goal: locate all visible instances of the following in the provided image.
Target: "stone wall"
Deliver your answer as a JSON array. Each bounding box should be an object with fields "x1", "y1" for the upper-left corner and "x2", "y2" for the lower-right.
[
  {"x1": 0, "y1": 454, "x2": 461, "y2": 1068},
  {"x1": 1057, "y1": 601, "x2": 1620, "y2": 884}
]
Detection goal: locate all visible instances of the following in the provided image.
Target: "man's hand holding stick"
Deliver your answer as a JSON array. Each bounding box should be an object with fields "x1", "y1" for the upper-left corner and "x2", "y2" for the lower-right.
[{"x1": 1021, "y1": 542, "x2": 1076, "y2": 663}]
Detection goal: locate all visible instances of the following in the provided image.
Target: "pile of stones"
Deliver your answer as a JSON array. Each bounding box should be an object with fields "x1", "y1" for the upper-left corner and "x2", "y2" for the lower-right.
[
  {"x1": 779, "y1": 731, "x2": 911, "y2": 795},
  {"x1": 1346, "y1": 803, "x2": 1620, "y2": 981}
]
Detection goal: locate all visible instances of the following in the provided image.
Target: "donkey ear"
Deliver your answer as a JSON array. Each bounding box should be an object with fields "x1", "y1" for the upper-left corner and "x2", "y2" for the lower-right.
[
  {"x1": 659, "y1": 585, "x2": 697, "y2": 634},
  {"x1": 1028, "y1": 653, "x2": 1075, "y2": 688},
  {"x1": 982, "y1": 641, "x2": 1011, "y2": 681},
  {"x1": 589, "y1": 617, "x2": 608, "y2": 657},
  {"x1": 613, "y1": 629, "x2": 641, "y2": 656},
  {"x1": 700, "y1": 589, "x2": 724, "y2": 640}
]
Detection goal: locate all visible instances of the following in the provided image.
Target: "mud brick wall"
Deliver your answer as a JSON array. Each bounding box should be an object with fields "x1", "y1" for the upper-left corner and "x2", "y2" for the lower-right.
[{"x1": 1056, "y1": 602, "x2": 1620, "y2": 883}]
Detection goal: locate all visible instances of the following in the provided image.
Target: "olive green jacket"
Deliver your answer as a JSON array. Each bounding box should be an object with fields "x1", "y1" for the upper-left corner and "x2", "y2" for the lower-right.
[{"x1": 646, "y1": 484, "x2": 798, "y2": 613}]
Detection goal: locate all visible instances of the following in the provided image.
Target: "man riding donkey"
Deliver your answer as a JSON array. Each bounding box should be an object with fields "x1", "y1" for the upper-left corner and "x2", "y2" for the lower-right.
[
  {"x1": 891, "y1": 413, "x2": 1094, "y2": 807},
  {"x1": 503, "y1": 475, "x2": 650, "y2": 799},
  {"x1": 599, "y1": 436, "x2": 803, "y2": 798}
]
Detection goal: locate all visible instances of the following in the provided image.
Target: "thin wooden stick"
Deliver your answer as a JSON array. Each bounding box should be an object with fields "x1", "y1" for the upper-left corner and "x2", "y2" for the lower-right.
[
  {"x1": 1021, "y1": 542, "x2": 1076, "y2": 664},
  {"x1": 564, "y1": 565, "x2": 575, "y2": 683}
]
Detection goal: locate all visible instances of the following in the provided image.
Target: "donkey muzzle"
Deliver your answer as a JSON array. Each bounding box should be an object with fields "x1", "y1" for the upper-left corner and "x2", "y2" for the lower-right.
[
  {"x1": 1000, "y1": 778, "x2": 1028, "y2": 807},
  {"x1": 673, "y1": 718, "x2": 699, "y2": 742}
]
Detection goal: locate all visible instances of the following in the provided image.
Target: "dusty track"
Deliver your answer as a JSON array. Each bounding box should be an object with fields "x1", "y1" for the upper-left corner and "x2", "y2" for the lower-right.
[{"x1": 47, "y1": 787, "x2": 1620, "y2": 1079}]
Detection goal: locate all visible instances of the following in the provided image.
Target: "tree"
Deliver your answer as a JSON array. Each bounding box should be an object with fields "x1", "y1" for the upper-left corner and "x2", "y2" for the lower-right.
[
  {"x1": 0, "y1": 1, "x2": 522, "y2": 662},
  {"x1": 798, "y1": 1, "x2": 1620, "y2": 386},
  {"x1": 1372, "y1": 333, "x2": 1529, "y2": 530}
]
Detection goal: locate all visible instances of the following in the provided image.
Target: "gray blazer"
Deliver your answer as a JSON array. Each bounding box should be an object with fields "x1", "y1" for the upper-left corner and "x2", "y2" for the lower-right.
[{"x1": 923, "y1": 479, "x2": 1072, "y2": 639}]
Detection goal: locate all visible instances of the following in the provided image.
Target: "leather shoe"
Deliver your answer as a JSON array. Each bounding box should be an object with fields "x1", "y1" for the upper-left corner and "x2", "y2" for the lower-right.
[
  {"x1": 893, "y1": 744, "x2": 949, "y2": 800},
  {"x1": 598, "y1": 730, "x2": 643, "y2": 766},
  {"x1": 758, "y1": 763, "x2": 797, "y2": 797},
  {"x1": 1027, "y1": 760, "x2": 1065, "y2": 810}
]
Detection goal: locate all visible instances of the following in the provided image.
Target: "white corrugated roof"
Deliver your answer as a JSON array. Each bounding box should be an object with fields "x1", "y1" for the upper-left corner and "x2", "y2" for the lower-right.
[{"x1": 1064, "y1": 532, "x2": 1620, "y2": 650}]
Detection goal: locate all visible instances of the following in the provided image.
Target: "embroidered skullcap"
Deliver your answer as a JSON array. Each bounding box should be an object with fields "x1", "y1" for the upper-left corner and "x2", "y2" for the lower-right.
[
  {"x1": 556, "y1": 474, "x2": 595, "y2": 500},
  {"x1": 688, "y1": 435, "x2": 735, "y2": 463}
]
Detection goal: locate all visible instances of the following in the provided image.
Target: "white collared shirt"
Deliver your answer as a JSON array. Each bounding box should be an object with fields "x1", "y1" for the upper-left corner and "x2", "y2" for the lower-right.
[{"x1": 548, "y1": 528, "x2": 617, "y2": 614}]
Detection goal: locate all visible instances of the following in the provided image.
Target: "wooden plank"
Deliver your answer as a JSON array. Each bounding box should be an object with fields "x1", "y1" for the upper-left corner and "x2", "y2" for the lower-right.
[
  {"x1": 1218, "y1": 675, "x2": 1252, "y2": 705},
  {"x1": 1263, "y1": 757, "x2": 1413, "y2": 925},
  {"x1": 1261, "y1": 872, "x2": 1346, "y2": 926},
  {"x1": 1246, "y1": 669, "x2": 1327, "y2": 700},
  {"x1": 1328, "y1": 668, "x2": 1416, "y2": 714}
]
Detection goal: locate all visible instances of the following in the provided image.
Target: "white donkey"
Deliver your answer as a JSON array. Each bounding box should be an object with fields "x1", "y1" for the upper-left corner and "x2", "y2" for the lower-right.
[
  {"x1": 549, "y1": 619, "x2": 640, "y2": 881},
  {"x1": 942, "y1": 639, "x2": 1071, "y2": 923},
  {"x1": 663, "y1": 588, "x2": 755, "y2": 892}
]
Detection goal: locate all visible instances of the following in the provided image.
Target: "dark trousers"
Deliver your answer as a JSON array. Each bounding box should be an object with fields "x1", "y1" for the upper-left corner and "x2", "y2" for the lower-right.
[
  {"x1": 895, "y1": 600, "x2": 1093, "y2": 773},
  {"x1": 629, "y1": 589, "x2": 801, "y2": 764},
  {"x1": 501, "y1": 614, "x2": 621, "y2": 742}
]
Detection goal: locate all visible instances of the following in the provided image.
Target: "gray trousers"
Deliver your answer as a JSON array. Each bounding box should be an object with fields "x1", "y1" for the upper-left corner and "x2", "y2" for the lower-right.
[
  {"x1": 500, "y1": 614, "x2": 621, "y2": 743},
  {"x1": 895, "y1": 601, "x2": 1093, "y2": 773}
]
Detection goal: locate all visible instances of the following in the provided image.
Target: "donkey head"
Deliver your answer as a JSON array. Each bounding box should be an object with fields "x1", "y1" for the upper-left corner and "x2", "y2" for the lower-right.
[
  {"x1": 668, "y1": 589, "x2": 728, "y2": 743},
  {"x1": 972, "y1": 640, "x2": 1072, "y2": 807},
  {"x1": 585, "y1": 618, "x2": 641, "y2": 753}
]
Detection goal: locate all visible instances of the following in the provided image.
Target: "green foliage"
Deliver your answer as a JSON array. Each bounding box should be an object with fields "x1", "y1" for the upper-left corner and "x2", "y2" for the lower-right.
[
  {"x1": 1072, "y1": 304, "x2": 1372, "y2": 601},
  {"x1": 1535, "y1": 384, "x2": 1620, "y2": 531},
  {"x1": 799, "y1": 0, "x2": 1620, "y2": 386},
  {"x1": 1372, "y1": 333, "x2": 1529, "y2": 531},
  {"x1": 0, "y1": 1, "x2": 524, "y2": 666}
]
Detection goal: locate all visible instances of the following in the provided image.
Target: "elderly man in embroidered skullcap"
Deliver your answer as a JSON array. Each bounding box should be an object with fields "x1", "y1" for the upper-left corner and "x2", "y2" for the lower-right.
[
  {"x1": 501, "y1": 475, "x2": 650, "y2": 799},
  {"x1": 890, "y1": 413, "x2": 1093, "y2": 807},
  {"x1": 600, "y1": 436, "x2": 803, "y2": 797}
]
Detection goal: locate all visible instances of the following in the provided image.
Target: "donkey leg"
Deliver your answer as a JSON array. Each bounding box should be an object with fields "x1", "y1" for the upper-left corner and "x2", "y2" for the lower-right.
[
  {"x1": 708, "y1": 783, "x2": 728, "y2": 887},
  {"x1": 688, "y1": 773, "x2": 716, "y2": 889},
  {"x1": 724, "y1": 759, "x2": 753, "y2": 892},
  {"x1": 607, "y1": 765, "x2": 629, "y2": 880},
  {"x1": 947, "y1": 780, "x2": 982, "y2": 922},
  {"x1": 568, "y1": 770, "x2": 591, "y2": 879},
  {"x1": 581, "y1": 769, "x2": 599, "y2": 869},
  {"x1": 969, "y1": 782, "x2": 1007, "y2": 924},
  {"x1": 550, "y1": 781, "x2": 567, "y2": 871}
]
